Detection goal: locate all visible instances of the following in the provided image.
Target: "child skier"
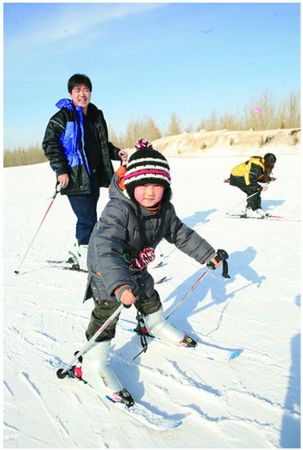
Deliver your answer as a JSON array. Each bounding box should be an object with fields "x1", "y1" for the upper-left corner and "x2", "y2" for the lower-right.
[
  {"x1": 229, "y1": 153, "x2": 277, "y2": 218},
  {"x1": 80, "y1": 139, "x2": 223, "y2": 407}
]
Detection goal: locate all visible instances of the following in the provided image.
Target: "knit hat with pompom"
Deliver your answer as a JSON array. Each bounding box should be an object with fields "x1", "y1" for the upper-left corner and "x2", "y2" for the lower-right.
[{"x1": 124, "y1": 139, "x2": 171, "y2": 201}]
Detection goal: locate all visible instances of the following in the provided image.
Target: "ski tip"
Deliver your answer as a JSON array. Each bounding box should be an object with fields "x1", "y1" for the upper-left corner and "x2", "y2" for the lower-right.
[
  {"x1": 144, "y1": 418, "x2": 182, "y2": 431},
  {"x1": 171, "y1": 419, "x2": 183, "y2": 429},
  {"x1": 155, "y1": 419, "x2": 182, "y2": 430},
  {"x1": 228, "y1": 349, "x2": 243, "y2": 361}
]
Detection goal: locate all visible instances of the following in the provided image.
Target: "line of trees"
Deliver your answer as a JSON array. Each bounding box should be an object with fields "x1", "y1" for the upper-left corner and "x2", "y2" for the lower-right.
[
  {"x1": 110, "y1": 90, "x2": 300, "y2": 148},
  {"x1": 4, "y1": 90, "x2": 300, "y2": 167},
  {"x1": 197, "y1": 90, "x2": 300, "y2": 132},
  {"x1": 4, "y1": 145, "x2": 48, "y2": 168}
]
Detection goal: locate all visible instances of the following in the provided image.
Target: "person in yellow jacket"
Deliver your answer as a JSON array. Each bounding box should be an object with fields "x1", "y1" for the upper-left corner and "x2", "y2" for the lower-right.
[{"x1": 230, "y1": 153, "x2": 276, "y2": 218}]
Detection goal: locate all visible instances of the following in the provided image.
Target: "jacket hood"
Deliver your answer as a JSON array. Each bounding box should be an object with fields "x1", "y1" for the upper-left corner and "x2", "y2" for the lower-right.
[
  {"x1": 56, "y1": 98, "x2": 76, "y2": 111},
  {"x1": 55, "y1": 99, "x2": 99, "y2": 116},
  {"x1": 109, "y1": 174, "x2": 136, "y2": 209}
]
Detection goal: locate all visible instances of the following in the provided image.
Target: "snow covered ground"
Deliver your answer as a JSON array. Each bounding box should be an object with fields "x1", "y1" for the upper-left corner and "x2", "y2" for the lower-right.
[{"x1": 3, "y1": 150, "x2": 301, "y2": 448}]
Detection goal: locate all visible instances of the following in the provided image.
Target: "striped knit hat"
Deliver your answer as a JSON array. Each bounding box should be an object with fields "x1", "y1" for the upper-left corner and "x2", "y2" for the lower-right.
[{"x1": 124, "y1": 139, "x2": 171, "y2": 200}]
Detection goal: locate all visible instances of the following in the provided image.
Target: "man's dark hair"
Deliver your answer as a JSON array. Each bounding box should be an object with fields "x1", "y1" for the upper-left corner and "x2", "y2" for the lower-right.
[{"x1": 68, "y1": 74, "x2": 92, "y2": 93}]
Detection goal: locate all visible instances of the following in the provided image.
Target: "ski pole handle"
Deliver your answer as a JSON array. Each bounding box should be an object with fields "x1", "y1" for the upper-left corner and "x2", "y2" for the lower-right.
[
  {"x1": 207, "y1": 249, "x2": 230, "y2": 278},
  {"x1": 216, "y1": 249, "x2": 229, "y2": 262},
  {"x1": 206, "y1": 249, "x2": 228, "y2": 269}
]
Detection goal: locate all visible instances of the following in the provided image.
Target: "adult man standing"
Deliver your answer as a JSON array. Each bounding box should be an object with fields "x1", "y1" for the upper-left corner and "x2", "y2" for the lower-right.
[{"x1": 43, "y1": 74, "x2": 127, "y2": 269}]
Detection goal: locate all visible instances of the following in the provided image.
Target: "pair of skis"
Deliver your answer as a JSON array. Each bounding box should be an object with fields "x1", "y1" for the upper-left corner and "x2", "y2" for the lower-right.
[
  {"x1": 225, "y1": 212, "x2": 300, "y2": 222},
  {"x1": 53, "y1": 247, "x2": 232, "y2": 429},
  {"x1": 56, "y1": 317, "x2": 241, "y2": 431}
]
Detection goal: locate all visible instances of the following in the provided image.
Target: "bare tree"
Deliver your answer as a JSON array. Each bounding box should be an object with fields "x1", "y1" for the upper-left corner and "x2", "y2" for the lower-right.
[
  {"x1": 277, "y1": 91, "x2": 300, "y2": 129},
  {"x1": 168, "y1": 113, "x2": 182, "y2": 135}
]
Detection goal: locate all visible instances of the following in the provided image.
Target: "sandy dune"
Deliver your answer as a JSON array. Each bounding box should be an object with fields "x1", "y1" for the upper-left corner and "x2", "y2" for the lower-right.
[{"x1": 152, "y1": 128, "x2": 300, "y2": 157}]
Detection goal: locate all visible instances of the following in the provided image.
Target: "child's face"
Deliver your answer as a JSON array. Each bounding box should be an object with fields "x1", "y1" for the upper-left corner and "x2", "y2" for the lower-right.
[{"x1": 134, "y1": 184, "x2": 165, "y2": 207}]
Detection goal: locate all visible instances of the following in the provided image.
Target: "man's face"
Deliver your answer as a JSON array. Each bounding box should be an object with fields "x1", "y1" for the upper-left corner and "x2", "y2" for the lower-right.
[{"x1": 70, "y1": 84, "x2": 91, "y2": 113}]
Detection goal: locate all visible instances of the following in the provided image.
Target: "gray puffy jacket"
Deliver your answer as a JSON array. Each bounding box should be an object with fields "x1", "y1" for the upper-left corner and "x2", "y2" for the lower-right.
[{"x1": 83, "y1": 175, "x2": 215, "y2": 302}]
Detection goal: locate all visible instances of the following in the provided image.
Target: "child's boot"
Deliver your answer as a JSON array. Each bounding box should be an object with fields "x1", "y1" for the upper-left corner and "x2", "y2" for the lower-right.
[
  {"x1": 81, "y1": 340, "x2": 134, "y2": 407},
  {"x1": 144, "y1": 307, "x2": 197, "y2": 348}
]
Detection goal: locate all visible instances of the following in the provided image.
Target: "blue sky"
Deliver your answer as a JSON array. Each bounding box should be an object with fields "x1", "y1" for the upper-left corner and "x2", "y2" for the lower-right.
[{"x1": 4, "y1": 2, "x2": 300, "y2": 149}]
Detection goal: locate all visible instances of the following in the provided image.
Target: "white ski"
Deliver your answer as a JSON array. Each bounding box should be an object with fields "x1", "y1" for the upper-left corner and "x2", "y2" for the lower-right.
[
  {"x1": 117, "y1": 319, "x2": 243, "y2": 362},
  {"x1": 57, "y1": 366, "x2": 182, "y2": 431},
  {"x1": 225, "y1": 212, "x2": 300, "y2": 222}
]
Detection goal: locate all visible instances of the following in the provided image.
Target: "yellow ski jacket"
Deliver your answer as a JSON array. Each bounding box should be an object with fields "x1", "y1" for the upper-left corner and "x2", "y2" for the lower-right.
[{"x1": 231, "y1": 156, "x2": 266, "y2": 186}]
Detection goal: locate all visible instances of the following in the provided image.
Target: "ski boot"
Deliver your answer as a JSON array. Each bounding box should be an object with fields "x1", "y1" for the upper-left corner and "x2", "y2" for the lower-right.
[
  {"x1": 110, "y1": 389, "x2": 134, "y2": 407},
  {"x1": 81, "y1": 340, "x2": 135, "y2": 408},
  {"x1": 245, "y1": 208, "x2": 266, "y2": 219},
  {"x1": 67, "y1": 242, "x2": 88, "y2": 271},
  {"x1": 63, "y1": 351, "x2": 134, "y2": 408},
  {"x1": 144, "y1": 307, "x2": 197, "y2": 348}
]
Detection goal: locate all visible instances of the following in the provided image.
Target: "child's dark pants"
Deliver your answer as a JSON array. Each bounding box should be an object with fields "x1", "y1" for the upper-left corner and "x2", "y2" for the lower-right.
[{"x1": 86, "y1": 290, "x2": 162, "y2": 342}]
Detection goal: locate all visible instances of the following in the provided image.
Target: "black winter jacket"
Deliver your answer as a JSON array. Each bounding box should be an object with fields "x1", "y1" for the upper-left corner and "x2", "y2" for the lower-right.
[{"x1": 42, "y1": 98, "x2": 121, "y2": 195}]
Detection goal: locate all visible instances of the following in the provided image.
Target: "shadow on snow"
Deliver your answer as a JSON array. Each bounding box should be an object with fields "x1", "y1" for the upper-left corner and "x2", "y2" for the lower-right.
[{"x1": 280, "y1": 294, "x2": 301, "y2": 448}]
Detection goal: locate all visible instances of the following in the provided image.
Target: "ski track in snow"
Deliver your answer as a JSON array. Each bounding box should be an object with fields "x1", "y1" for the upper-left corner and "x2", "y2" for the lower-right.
[
  {"x1": 115, "y1": 346, "x2": 297, "y2": 424},
  {"x1": 19, "y1": 371, "x2": 79, "y2": 448},
  {"x1": 4, "y1": 154, "x2": 301, "y2": 448}
]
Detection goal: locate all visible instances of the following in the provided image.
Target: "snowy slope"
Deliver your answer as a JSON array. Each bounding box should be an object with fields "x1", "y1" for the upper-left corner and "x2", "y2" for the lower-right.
[{"x1": 3, "y1": 151, "x2": 301, "y2": 448}]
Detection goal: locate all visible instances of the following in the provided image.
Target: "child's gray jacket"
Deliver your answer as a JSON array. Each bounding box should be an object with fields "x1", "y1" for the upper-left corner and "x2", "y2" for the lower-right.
[{"x1": 84, "y1": 175, "x2": 215, "y2": 302}]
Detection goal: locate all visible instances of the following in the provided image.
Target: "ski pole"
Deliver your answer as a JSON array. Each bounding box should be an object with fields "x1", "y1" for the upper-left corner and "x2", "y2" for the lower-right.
[
  {"x1": 132, "y1": 270, "x2": 210, "y2": 360},
  {"x1": 14, "y1": 182, "x2": 61, "y2": 274},
  {"x1": 165, "y1": 249, "x2": 230, "y2": 320},
  {"x1": 227, "y1": 190, "x2": 260, "y2": 215},
  {"x1": 165, "y1": 269, "x2": 210, "y2": 321},
  {"x1": 132, "y1": 250, "x2": 230, "y2": 360},
  {"x1": 227, "y1": 182, "x2": 270, "y2": 215},
  {"x1": 57, "y1": 303, "x2": 125, "y2": 379}
]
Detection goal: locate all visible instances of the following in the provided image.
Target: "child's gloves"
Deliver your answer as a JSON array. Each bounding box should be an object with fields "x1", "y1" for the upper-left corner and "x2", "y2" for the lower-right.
[{"x1": 206, "y1": 249, "x2": 230, "y2": 278}]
